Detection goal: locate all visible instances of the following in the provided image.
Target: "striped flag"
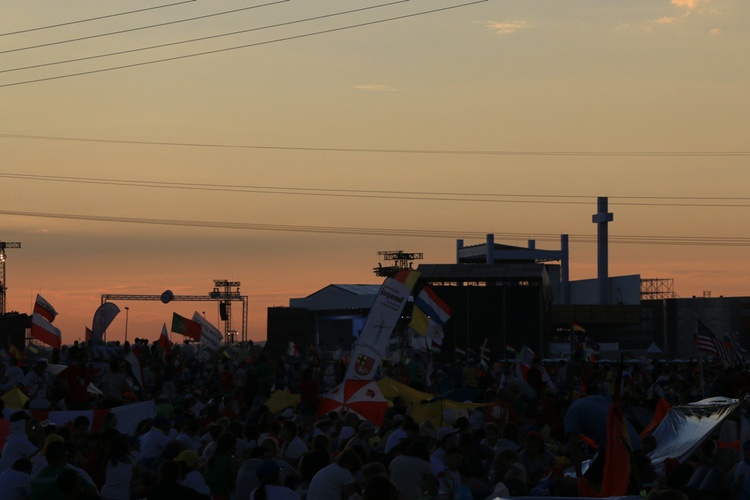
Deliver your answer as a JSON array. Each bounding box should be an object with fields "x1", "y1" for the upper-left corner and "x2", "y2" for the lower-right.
[
  {"x1": 33, "y1": 294, "x2": 58, "y2": 323},
  {"x1": 31, "y1": 313, "x2": 62, "y2": 349},
  {"x1": 157, "y1": 323, "x2": 172, "y2": 356},
  {"x1": 694, "y1": 320, "x2": 733, "y2": 368}
]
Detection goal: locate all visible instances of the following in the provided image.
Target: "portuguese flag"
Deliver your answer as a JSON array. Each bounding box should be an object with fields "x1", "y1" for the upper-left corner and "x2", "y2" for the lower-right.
[{"x1": 170, "y1": 313, "x2": 202, "y2": 340}]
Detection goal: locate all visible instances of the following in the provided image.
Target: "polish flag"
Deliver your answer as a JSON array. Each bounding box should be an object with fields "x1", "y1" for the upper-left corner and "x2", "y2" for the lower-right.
[
  {"x1": 31, "y1": 313, "x2": 62, "y2": 349},
  {"x1": 33, "y1": 294, "x2": 58, "y2": 323}
]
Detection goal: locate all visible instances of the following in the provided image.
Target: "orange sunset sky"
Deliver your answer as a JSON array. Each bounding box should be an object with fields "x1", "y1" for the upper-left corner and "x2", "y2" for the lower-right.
[{"x1": 1, "y1": 0, "x2": 749, "y2": 345}]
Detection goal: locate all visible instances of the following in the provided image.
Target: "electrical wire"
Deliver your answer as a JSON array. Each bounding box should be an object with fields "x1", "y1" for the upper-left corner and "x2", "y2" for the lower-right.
[
  {"x1": 0, "y1": 209, "x2": 747, "y2": 246},
  {"x1": 0, "y1": 0, "x2": 197, "y2": 37},
  {"x1": 0, "y1": 0, "x2": 407, "y2": 75},
  {"x1": 0, "y1": 172, "x2": 749, "y2": 208},
  {"x1": 0, "y1": 0, "x2": 289, "y2": 54},
  {"x1": 1, "y1": 133, "x2": 748, "y2": 158},
  {"x1": 0, "y1": 1, "x2": 487, "y2": 88}
]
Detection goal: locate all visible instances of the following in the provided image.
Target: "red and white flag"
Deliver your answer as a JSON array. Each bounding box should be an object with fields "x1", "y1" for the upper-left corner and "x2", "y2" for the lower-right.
[
  {"x1": 33, "y1": 294, "x2": 58, "y2": 323},
  {"x1": 31, "y1": 312, "x2": 62, "y2": 349},
  {"x1": 157, "y1": 323, "x2": 172, "y2": 356}
]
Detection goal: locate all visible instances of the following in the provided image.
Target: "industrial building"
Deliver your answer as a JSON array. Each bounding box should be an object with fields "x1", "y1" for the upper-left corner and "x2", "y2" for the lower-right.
[{"x1": 265, "y1": 198, "x2": 750, "y2": 362}]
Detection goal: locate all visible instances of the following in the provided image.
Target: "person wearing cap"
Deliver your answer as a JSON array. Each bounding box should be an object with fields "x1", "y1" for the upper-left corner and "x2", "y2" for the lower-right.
[
  {"x1": 22, "y1": 359, "x2": 54, "y2": 410},
  {"x1": 250, "y1": 460, "x2": 299, "y2": 500},
  {"x1": 30, "y1": 433, "x2": 64, "y2": 476},
  {"x1": 176, "y1": 450, "x2": 210, "y2": 496}
]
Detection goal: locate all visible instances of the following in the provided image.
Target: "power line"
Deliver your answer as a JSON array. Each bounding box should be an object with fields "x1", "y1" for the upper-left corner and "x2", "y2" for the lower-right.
[
  {"x1": 0, "y1": 0, "x2": 406, "y2": 75},
  {"x1": 1, "y1": 133, "x2": 748, "y2": 158},
  {"x1": 1, "y1": 171, "x2": 750, "y2": 208},
  {"x1": 0, "y1": 0, "x2": 197, "y2": 37},
  {"x1": 0, "y1": 208, "x2": 747, "y2": 246},
  {"x1": 0, "y1": 0, "x2": 289, "y2": 54},
  {"x1": 0, "y1": 1, "x2": 487, "y2": 88}
]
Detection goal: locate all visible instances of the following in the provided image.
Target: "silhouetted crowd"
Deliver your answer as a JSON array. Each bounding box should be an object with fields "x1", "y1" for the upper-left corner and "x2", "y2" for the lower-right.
[{"x1": 1, "y1": 338, "x2": 750, "y2": 500}]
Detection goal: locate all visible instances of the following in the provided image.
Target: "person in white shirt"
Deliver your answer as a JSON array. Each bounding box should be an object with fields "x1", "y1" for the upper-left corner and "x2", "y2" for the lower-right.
[
  {"x1": 306, "y1": 450, "x2": 361, "y2": 500},
  {"x1": 100, "y1": 434, "x2": 139, "y2": 500},
  {"x1": 139, "y1": 416, "x2": 172, "y2": 473}
]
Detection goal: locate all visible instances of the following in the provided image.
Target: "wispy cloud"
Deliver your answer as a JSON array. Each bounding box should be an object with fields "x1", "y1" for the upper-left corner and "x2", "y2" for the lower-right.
[
  {"x1": 656, "y1": 16, "x2": 677, "y2": 24},
  {"x1": 485, "y1": 20, "x2": 531, "y2": 35},
  {"x1": 352, "y1": 84, "x2": 397, "y2": 92},
  {"x1": 709, "y1": 27, "x2": 721, "y2": 35},
  {"x1": 671, "y1": 0, "x2": 701, "y2": 9}
]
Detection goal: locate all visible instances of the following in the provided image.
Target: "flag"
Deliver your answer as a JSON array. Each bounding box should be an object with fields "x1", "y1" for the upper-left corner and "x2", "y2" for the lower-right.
[
  {"x1": 414, "y1": 286, "x2": 451, "y2": 326},
  {"x1": 157, "y1": 323, "x2": 172, "y2": 356},
  {"x1": 85, "y1": 327, "x2": 93, "y2": 344},
  {"x1": 287, "y1": 341, "x2": 299, "y2": 358},
  {"x1": 123, "y1": 349, "x2": 144, "y2": 401},
  {"x1": 345, "y1": 270, "x2": 419, "y2": 380},
  {"x1": 33, "y1": 294, "x2": 58, "y2": 323},
  {"x1": 723, "y1": 333, "x2": 744, "y2": 365},
  {"x1": 192, "y1": 313, "x2": 222, "y2": 350},
  {"x1": 409, "y1": 305, "x2": 431, "y2": 335},
  {"x1": 516, "y1": 345, "x2": 535, "y2": 380},
  {"x1": 31, "y1": 312, "x2": 62, "y2": 349},
  {"x1": 572, "y1": 321, "x2": 586, "y2": 333},
  {"x1": 91, "y1": 303, "x2": 120, "y2": 344},
  {"x1": 171, "y1": 313, "x2": 202, "y2": 341},
  {"x1": 694, "y1": 320, "x2": 732, "y2": 368},
  {"x1": 8, "y1": 343, "x2": 25, "y2": 361}
]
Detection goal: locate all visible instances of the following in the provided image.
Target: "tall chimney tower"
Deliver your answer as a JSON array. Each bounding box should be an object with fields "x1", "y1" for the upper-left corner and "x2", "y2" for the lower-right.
[{"x1": 592, "y1": 197, "x2": 613, "y2": 305}]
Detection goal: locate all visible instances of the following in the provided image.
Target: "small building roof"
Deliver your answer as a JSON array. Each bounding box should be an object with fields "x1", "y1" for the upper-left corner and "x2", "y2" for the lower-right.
[{"x1": 290, "y1": 284, "x2": 380, "y2": 310}]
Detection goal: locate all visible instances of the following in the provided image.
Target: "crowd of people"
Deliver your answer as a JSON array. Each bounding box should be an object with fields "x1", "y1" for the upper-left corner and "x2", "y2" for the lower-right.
[{"x1": 0, "y1": 337, "x2": 749, "y2": 500}]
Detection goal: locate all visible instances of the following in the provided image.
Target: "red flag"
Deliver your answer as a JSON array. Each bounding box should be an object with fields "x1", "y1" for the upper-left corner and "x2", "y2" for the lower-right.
[
  {"x1": 640, "y1": 397, "x2": 671, "y2": 438},
  {"x1": 31, "y1": 313, "x2": 62, "y2": 349},
  {"x1": 157, "y1": 323, "x2": 172, "y2": 356},
  {"x1": 170, "y1": 313, "x2": 201, "y2": 340},
  {"x1": 33, "y1": 294, "x2": 58, "y2": 323}
]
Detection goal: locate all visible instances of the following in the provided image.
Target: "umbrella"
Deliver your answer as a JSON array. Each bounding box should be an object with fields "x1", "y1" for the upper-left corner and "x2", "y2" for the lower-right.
[
  {"x1": 318, "y1": 379, "x2": 387, "y2": 426},
  {"x1": 2, "y1": 386, "x2": 29, "y2": 410}
]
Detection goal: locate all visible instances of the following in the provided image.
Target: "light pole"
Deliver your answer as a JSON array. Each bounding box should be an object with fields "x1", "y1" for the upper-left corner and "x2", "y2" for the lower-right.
[{"x1": 124, "y1": 306, "x2": 130, "y2": 343}]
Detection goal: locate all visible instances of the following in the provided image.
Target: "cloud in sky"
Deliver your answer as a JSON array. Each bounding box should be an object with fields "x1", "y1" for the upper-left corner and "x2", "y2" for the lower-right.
[
  {"x1": 656, "y1": 16, "x2": 677, "y2": 24},
  {"x1": 351, "y1": 84, "x2": 397, "y2": 92},
  {"x1": 671, "y1": 0, "x2": 701, "y2": 9},
  {"x1": 485, "y1": 20, "x2": 531, "y2": 35}
]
